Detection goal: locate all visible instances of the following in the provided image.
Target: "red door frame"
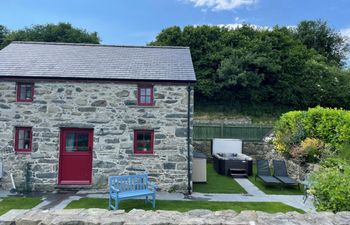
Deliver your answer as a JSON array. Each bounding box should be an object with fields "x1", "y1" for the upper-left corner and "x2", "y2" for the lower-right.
[{"x1": 58, "y1": 128, "x2": 94, "y2": 185}]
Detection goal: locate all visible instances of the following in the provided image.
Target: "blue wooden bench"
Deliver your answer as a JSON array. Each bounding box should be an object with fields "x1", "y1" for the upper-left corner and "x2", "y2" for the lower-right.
[{"x1": 109, "y1": 174, "x2": 156, "y2": 210}]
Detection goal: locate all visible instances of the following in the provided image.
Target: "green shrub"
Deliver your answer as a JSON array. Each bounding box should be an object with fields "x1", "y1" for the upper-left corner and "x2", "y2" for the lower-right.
[
  {"x1": 290, "y1": 138, "x2": 326, "y2": 163},
  {"x1": 274, "y1": 106, "x2": 350, "y2": 161},
  {"x1": 309, "y1": 158, "x2": 350, "y2": 212},
  {"x1": 336, "y1": 143, "x2": 350, "y2": 161}
]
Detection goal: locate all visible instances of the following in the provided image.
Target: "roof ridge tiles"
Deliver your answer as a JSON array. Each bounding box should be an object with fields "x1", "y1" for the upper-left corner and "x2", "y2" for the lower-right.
[{"x1": 11, "y1": 41, "x2": 190, "y2": 50}]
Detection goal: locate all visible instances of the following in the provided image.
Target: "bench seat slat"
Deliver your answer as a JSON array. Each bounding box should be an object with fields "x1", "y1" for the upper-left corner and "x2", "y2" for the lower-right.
[{"x1": 111, "y1": 189, "x2": 153, "y2": 199}]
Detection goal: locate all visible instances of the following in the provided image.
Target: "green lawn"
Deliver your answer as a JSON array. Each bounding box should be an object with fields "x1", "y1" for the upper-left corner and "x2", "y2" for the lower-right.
[
  {"x1": 0, "y1": 197, "x2": 42, "y2": 215},
  {"x1": 66, "y1": 198, "x2": 304, "y2": 213},
  {"x1": 248, "y1": 164, "x2": 304, "y2": 195},
  {"x1": 193, "y1": 163, "x2": 246, "y2": 193}
]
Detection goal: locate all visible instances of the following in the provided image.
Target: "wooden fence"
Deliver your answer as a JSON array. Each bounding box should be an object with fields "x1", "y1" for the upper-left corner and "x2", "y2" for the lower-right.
[{"x1": 193, "y1": 123, "x2": 274, "y2": 141}]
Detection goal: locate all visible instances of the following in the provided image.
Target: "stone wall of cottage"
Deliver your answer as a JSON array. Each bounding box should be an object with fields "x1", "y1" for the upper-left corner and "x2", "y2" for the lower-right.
[{"x1": 0, "y1": 81, "x2": 194, "y2": 192}]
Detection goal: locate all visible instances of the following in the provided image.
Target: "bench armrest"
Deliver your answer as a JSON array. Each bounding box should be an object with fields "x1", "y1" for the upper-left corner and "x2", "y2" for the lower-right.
[
  {"x1": 151, "y1": 182, "x2": 156, "y2": 192},
  {"x1": 110, "y1": 186, "x2": 120, "y2": 194}
]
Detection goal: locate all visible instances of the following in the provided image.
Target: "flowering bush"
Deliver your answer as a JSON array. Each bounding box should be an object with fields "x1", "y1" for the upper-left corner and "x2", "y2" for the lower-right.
[{"x1": 274, "y1": 106, "x2": 350, "y2": 162}]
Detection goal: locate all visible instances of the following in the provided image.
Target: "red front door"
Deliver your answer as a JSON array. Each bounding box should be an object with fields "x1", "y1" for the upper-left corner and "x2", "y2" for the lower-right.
[{"x1": 58, "y1": 128, "x2": 93, "y2": 185}]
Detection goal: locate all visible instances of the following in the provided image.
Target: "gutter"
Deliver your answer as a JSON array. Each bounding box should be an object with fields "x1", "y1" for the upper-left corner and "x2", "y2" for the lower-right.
[{"x1": 187, "y1": 83, "x2": 192, "y2": 195}]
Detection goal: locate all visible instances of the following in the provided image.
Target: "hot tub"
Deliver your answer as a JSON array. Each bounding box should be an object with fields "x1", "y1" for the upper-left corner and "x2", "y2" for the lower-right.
[
  {"x1": 211, "y1": 139, "x2": 253, "y2": 177},
  {"x1": 213, "y1": 153, "x2": 253, "y2": 176}
]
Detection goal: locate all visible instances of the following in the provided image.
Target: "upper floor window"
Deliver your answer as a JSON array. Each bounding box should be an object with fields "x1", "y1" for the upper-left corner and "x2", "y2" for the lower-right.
[
  {"x1": 17, "y1": 83, "x2": 34, "y2": 102},
  {"x1": 134, "y1": 130, "x2": 154, "y2": 154},
  {"x1": 15, "y1": 127, "x2": 32, "y2": 152},
  {"x1": 137, "y1": 85, "x2": 153, "y2": 106}
]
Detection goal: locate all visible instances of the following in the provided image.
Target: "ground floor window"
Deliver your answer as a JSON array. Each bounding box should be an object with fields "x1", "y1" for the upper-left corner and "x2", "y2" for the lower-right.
[
  {"x1": 15, "y1": 127, "x2": 32, "y2": 152},
  {"x1": 134, "y1": 130, "x2": 154, "y2": 154}
]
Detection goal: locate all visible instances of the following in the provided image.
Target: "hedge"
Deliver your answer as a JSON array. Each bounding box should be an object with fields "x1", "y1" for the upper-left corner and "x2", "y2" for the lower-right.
[{"x1": 274, "y1": 106, "x2": 350, "y2": 158}]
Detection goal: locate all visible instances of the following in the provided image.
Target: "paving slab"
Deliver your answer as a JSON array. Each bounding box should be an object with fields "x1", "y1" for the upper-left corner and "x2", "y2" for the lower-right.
[{"x1": 234, "y1": 178, "x2": 266, "y2": 196}]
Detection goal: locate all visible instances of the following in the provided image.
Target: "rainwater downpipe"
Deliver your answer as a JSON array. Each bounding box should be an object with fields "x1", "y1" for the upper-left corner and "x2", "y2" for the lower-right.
[{"x1": 187, "y1": 83, "x2": 192, "y2": 195}]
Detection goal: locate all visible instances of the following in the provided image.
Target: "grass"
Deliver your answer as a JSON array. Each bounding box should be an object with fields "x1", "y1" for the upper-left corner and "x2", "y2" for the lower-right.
[
  {"x1": 193, "y1": 163, "x2": 246, "y2": 193},
  {"x1": 66, "y1": 198, "x2": 304, "y2": 213},
  {"x1": 248, "y1": 164, "x2": 304, "y2": 195},
  {"x1": 0, "y1": 197, "x2": 42, "y2": 215}
]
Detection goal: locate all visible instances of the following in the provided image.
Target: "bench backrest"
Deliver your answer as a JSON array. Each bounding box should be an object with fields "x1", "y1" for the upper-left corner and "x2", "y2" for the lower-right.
[{"x1": 109, "y1": 174, "x2": 149, "y2": 192}]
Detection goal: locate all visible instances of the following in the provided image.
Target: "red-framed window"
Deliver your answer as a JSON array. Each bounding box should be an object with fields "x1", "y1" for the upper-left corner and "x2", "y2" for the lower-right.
[
  {"x1": 137, "y1": 85, "x2": 154, "y2": 106},
  {"x1": 17, "y1": 83, "x2": 34, "y2": 102},
  {"x1": 15, "y1": 127, "x2": 32, "y2": 152},
  {"x1": 133, "y1": 130, "x2": 154, "y2": 154}
]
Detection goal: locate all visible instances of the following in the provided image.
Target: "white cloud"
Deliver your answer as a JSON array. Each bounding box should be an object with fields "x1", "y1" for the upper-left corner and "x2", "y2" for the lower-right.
[
  {"x1": 188, "y1": 0, "x2": 258, "y2": 11},
  {"x1": 341, "y1": 28, "x2": 350, "y2": 40},
  {"x1": 217, "y1": 23, "x2": 269, "y2": 30},
  {"x1": 340, "y1": 28, "x2": 350, "y2": 67},
  {"x1": 234, "y1": 17, "x2": 245, "y2": 23}
]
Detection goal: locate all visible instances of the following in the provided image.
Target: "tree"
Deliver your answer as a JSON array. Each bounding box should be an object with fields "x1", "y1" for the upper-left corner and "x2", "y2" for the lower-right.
[
  {"x1": 0, "y1": 25, "x2": 9, "y2": 47},
  {"x1": 295, "y1": 20, "x2": 349, "y2": 66},
  {"x1": 1, "y1": 22, "x2": 100, "y2": 49},
  {"x1": 150, "y1": 22, "x2": 350, "y2": 109}
]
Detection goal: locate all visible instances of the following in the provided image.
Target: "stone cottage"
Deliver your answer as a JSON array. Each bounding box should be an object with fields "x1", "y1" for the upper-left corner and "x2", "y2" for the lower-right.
[{"x1": 0, "y1": 42, "x2": 196, "y2": 192}]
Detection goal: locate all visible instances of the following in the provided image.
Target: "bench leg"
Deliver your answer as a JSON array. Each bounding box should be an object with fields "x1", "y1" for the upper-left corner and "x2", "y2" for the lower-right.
[
  {"x1": 115, "y1": 198, "x2": 119, "y2": 210},
  {"x1": 145, "y1": 196, "x2": 148, "y2": 204},
  {"x1": 152, "y1": 193, "x2": 156, "y2": 208},
  {"x1": 109, "y1": 195, "x2": 112, "y2": 209}
]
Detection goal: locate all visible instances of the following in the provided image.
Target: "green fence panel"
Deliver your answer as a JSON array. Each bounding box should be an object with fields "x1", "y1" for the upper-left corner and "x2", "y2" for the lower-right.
[{"x1": 193, "y1": 124, "x2": 273, "y2": 141}]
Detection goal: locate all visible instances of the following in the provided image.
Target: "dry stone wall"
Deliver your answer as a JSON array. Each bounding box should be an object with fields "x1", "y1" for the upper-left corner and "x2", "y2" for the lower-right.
[
  {"x1": 1, "y1": 209, "x2": 349, "y2": 225},
  {"x1": 0, "y1": 81, "x2": 193, "y2": 192}
]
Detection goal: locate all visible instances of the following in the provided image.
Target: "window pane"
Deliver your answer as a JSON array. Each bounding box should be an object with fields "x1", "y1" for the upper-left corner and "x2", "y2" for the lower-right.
[
  {"x1": 137, "y1": 132, "x2": 144, "y2": 141},
  {"x1": 77, "y1": 133, "x2": 89, "y2": 151},
  {"x1": 144, "y1": 143, "x2": 151, "y2": 151},
  {"x1": 25, "y1": 86, "x2": 32, "y2": 99},
  {"x1": 140, "y1": 88, "x2": 146, "y2": 95},
  {"x1": 145, "y1": 96, "x2": 151, "y2": 103},
  {"x1": 140, "y1": 96, "x2": 146, "y2": 103},
  {"x1": 18, "y1": 129, "x2": 24, "y2": 140},
  {"x1": 66, "y1": 133, "x2": 76, "y2": 152},
  {"x1": 146, "y1": 88, "x2": 151, "y2": 95},
  {"x1": 24, "y1": 129, "x2": 31, "y2": 139},
  {"x1": 137, "y1": 143, "x2": 144, "y2": 151},
  {"x1": 18, "y1": 139, "x2": 24, "y2": 149},
  {"x1": 24, "y1": 139, "x2": 31, "y2": 149},
  {"x1": 144, "y1": 132, "x2": 151, "y2": 141},
  {"x1": 20, "y1": 85, "x2": 27, "y2": 99}
]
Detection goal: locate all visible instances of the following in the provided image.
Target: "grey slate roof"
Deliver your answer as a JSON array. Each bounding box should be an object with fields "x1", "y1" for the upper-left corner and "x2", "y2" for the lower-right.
[{"x1": 0, "y1": 42, "x2": 196, "y2": 82}]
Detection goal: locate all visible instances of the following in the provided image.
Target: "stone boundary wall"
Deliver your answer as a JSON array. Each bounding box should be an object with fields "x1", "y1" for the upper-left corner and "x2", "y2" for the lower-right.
[{"x1": 1, "y1": 209, "x2": 349, "y2": 225}]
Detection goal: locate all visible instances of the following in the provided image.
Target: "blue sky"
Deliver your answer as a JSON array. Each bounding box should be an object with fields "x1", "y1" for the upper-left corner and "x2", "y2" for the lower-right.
[{"x1": 1, "y1": 0, "x2": 350, "y2": 45}]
